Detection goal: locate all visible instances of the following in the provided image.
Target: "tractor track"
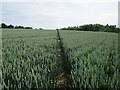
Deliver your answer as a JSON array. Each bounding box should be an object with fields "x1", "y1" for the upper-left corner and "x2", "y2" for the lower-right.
[{"x1": 55, "y1": 30, "x2": 70, "y2": 88}]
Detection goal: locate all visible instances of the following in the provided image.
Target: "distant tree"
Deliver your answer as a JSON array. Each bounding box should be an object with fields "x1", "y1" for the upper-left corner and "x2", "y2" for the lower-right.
[
  {"x1": 15, "y1": 26, "x2": 24, "y2": 29},
  {"x1": 39, "y1": 28, "x2": 43, "y2": 30},
  {"x1": 24, "y1": 27, "x2": 32, "y2": 29},
  {"x1": 8, "y1": 24, "x2": 14, "y2": 28},
  {"x1": 1, "y1": 23, "x2": 8, "y2": 28},
  {"x1": 117, "y1": 28, "x2": 120, "y2": 33},
  {"x1": 59, "y1": 24, "x2": 119, "y2": 33}
]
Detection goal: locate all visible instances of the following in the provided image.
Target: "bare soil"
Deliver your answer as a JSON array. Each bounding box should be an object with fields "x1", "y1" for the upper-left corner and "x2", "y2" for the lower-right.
[{"x1": 55, "y1": 30, "x2": 70, "y2": 88}]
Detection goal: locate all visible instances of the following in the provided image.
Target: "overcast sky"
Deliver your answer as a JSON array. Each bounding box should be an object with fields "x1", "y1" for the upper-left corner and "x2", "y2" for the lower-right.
[{"x1": 0, "y1": 0, "x2": 119, "y2": 29}]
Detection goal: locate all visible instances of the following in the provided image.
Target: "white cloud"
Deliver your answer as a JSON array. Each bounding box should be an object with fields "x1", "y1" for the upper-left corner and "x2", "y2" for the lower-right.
[
  {"x1": 0, "y1": 0, "x2": 119, "y2": 3},
  {"x1": 0, "y1": 3, "x2": 2, "y2": 23},
  {"x1": 1, "y1": 1, "x2": 118, "y2": 29}
]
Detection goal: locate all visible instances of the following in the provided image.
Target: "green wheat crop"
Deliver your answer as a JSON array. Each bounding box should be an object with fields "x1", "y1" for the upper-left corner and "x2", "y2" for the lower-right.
[
  {"x1": 2, "y1": 29, "x2": 58, "y2": 88},
  {"x1": 60, "y1": 30, "x2": 119, "y2": 88}
]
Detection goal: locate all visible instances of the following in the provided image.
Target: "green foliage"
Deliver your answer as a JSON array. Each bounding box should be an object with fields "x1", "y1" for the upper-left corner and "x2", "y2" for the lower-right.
[
  {"x1": 7, "y1": 25, "x2": 14, "y2": 28},
  {"x1": 39, "y1": 28, "x2": 43, "y2": 30},
  {"x1": 15, "y1": 26, "x2": 24, "y2": 29},
  {"x1": 60, "y1": 24, "x2": 120, "y2": 33},
  {"x1": 2, "y1": 29, "x2": 119, "y2": 89},
  {"x1": 1, "y1": 23, "x2": 33, "y2": 29},
  {"x1": 24, "y1": 27, "x2": 33, "y2": 29},
  {"x1": 1, "y1": 23, "x2": 8, "y2": 28},
  {"x1": 60, "y1": 30, "x2": 119, "y2": 88},
  {"x1": 2, "y1": 29, "x2": 58, "y2": 88}
]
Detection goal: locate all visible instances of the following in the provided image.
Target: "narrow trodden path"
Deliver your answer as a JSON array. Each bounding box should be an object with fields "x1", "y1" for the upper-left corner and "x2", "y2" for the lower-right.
[{"x1": 55, "y1": 30, "x2": 70, "y2": 88}]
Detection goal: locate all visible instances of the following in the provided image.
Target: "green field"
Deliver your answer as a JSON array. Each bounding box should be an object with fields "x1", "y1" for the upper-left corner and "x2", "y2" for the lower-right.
[
  {"x1": 60, "y1": 30, "x2": 119, "y2": 88},
  {"x1": 2, "y1": 29, "x2": 58, "y2": 88},
  {"x1": 2, "y1": 29, "x2": 119, "y2": 88}
]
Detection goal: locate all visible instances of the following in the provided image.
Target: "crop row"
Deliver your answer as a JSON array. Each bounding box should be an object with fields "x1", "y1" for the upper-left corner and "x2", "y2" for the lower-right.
[
  {"x1": 1, "y1": 29, "x2": 119, "y2": 89},
  {"x1": 2, "y1": 30, "x2": 58, "y2": 88},
  {"x1": 60, "y1": 30, "x2": 119, "y2": 88}
]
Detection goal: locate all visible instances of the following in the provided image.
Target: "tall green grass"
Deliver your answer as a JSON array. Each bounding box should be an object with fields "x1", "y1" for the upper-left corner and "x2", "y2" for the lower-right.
[
  {"x1": 60, "y1": 30, "x2": 119, "y2": 88},
  {"x1": 2, "y1": 29, "x2": 58, "y2": 88},
  {"x1": 2, "y1": 29, "x2": 119, "y2": 89}
]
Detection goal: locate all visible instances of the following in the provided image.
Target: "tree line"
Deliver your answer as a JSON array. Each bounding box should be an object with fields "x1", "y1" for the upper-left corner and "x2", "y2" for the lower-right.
[
  {"x1": 0, "y1": 23, "x2": 33, "y2": 29},
  {"x1": 58, "y1": 24, "x2": 120, "y2": 33}
]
